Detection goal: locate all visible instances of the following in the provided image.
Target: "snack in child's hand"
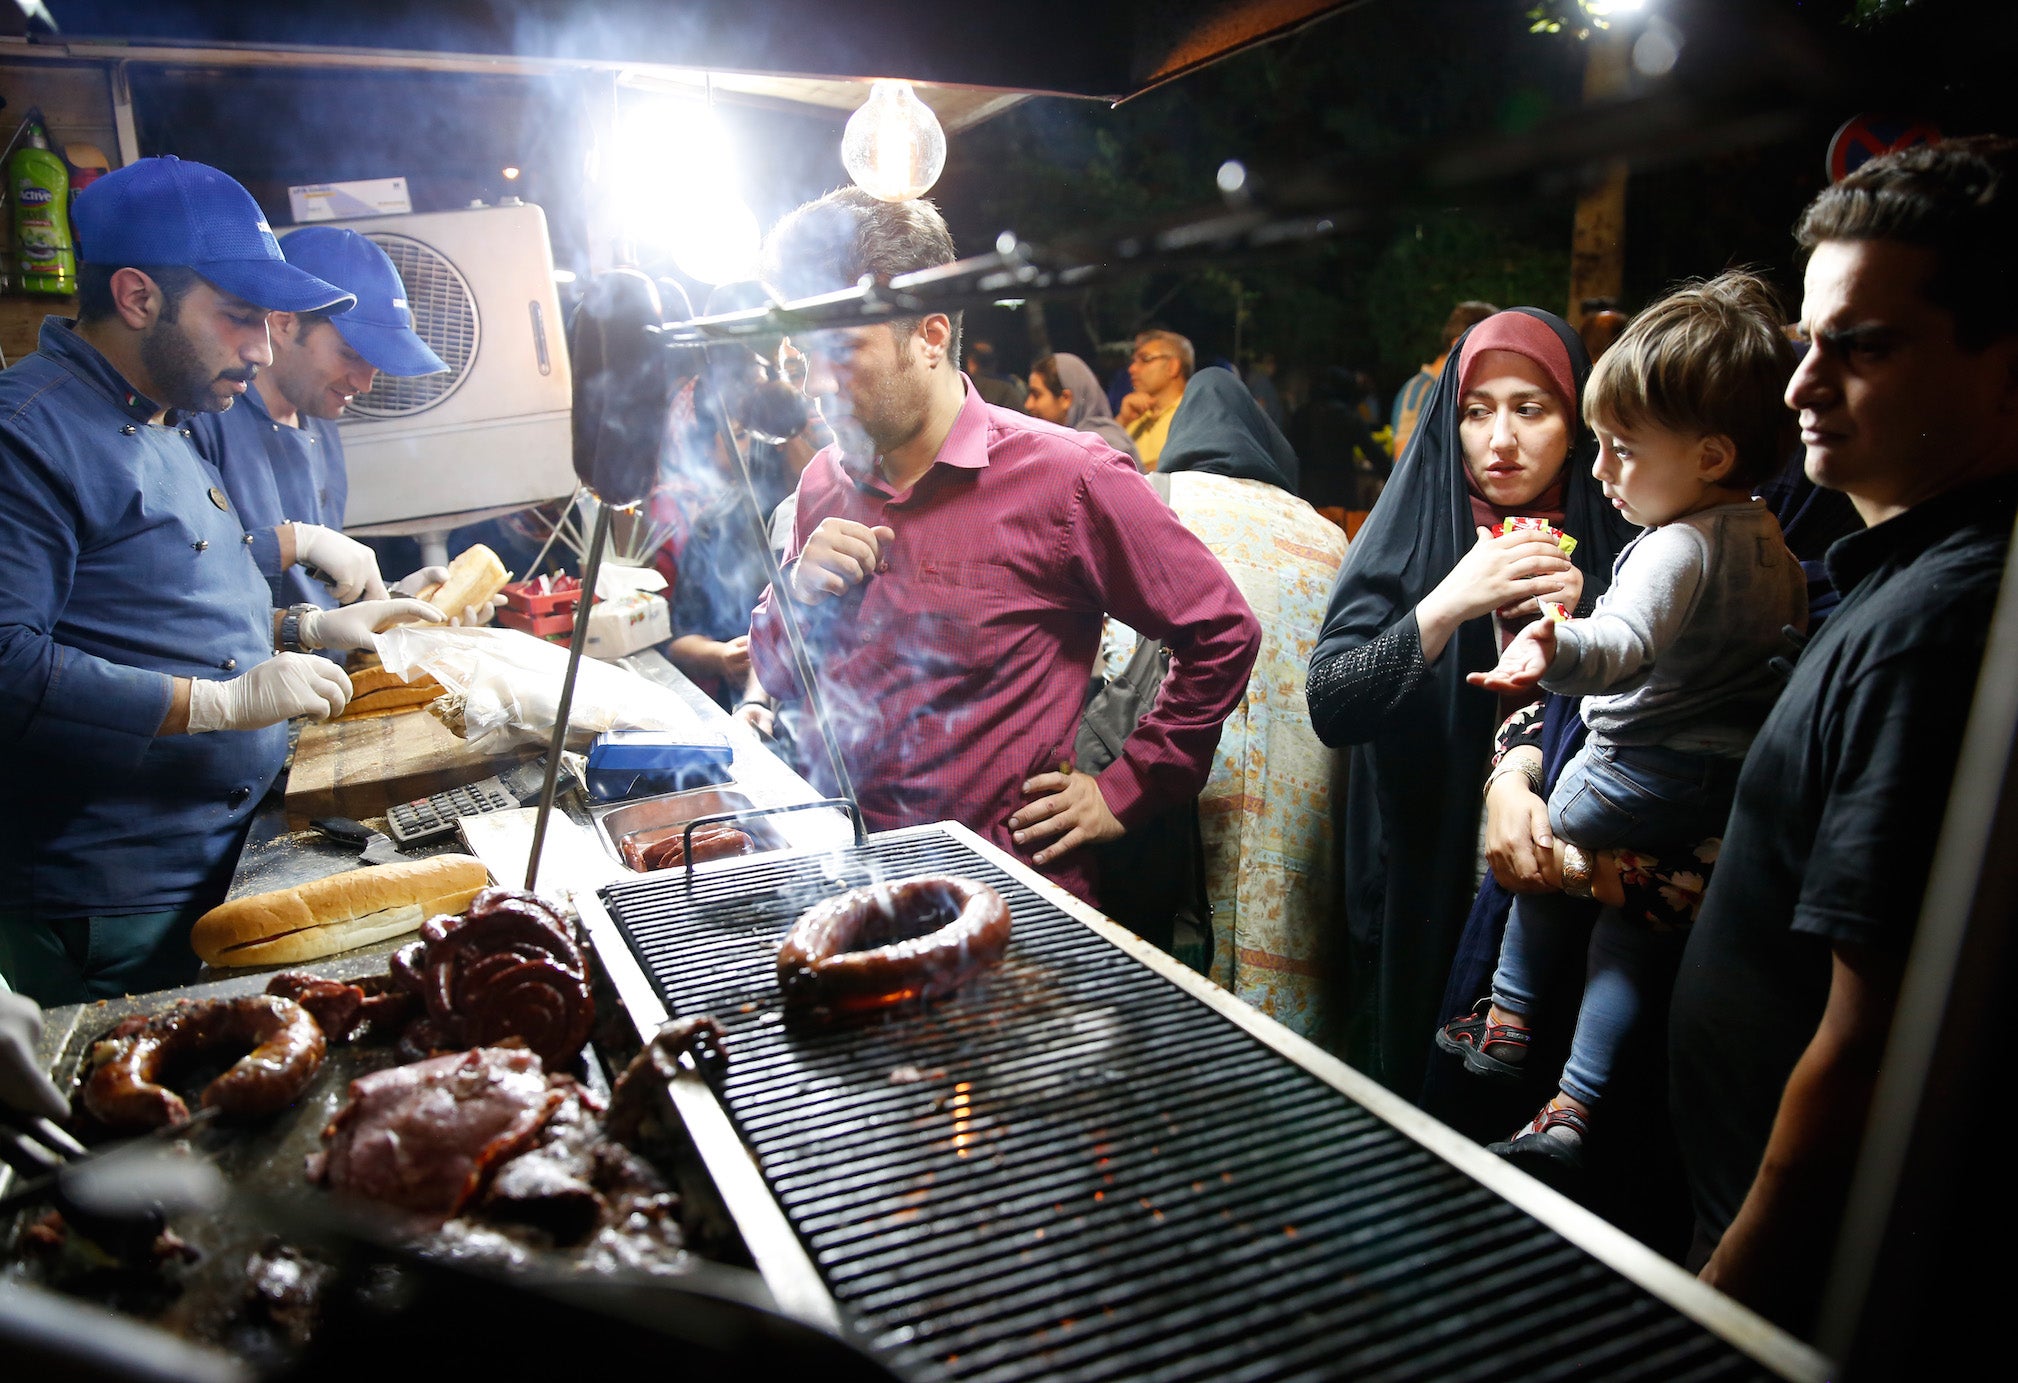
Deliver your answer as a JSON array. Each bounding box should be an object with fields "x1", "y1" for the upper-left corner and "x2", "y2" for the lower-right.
[
  {"x1": 1542, "y1": 601, "x2": 1572, "y2": 623},
  {"x1": 1501, "y1": 515, "x2": 1579, "y2": 557}
]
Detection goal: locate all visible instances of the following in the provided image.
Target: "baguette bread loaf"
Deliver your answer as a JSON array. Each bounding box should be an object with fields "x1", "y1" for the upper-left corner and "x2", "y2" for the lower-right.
[
  {"x1": 192, "y1": 854, "x2": 490, "y2": 967},
  {"x1": 415, "y1": 544, "x2": 510, "y2": 621}
]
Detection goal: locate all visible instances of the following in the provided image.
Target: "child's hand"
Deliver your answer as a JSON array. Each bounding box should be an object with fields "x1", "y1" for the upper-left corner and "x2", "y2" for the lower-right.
[{"x1": 1467, "y1": 616, "x2": 1558, "y2": 694}]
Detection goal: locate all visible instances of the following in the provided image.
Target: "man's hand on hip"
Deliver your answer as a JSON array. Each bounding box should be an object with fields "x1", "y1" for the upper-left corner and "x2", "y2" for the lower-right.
[
  {"x1": 1010, "y1": 767, "x2": 1125, "y2": 867},
  {"x1": 789, "y1": 518, "x2": 895, "y2": 604}
]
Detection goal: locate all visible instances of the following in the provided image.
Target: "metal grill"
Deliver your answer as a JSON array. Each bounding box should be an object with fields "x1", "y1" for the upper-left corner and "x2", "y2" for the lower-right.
[
  {"x1": 347, "y1": 233, "x2": 478, "y2": 417},
  {"x1": 601, "y1": 828, "x2": 1772, "y2": 1383}
]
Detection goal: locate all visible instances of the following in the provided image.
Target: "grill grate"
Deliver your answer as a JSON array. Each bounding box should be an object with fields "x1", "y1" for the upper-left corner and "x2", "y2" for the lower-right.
[
  {"x1": 346, "y1": 233, "x2": 477, "y2": 417},
  {"x1": 601, "y1": 828, "x2": 1770, "y2": 1382}
]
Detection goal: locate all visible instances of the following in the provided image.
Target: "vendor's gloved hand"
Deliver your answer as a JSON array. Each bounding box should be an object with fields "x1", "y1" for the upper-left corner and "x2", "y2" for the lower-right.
[
  {"x1": 0, "y1": 990, "x2": 68, "y2": 1121},
  {"x1": 300, "y1": 598, "x2": 444, "y2": 652},
  {"x1": 391, "y1": 565, "x2": 450, "y2": 598},
  {"x1": 292, "y1": 523, "x2": 388, "y2": 603},
  {"x1": 188, "y1": 653, "x2": 352, "y2": 732},
  {"x1": 449, "y1": 593, "x2": 507, "y2": 628},
  {"x1": 391, "y1": 566, "x2": 499, "y2": 625}
]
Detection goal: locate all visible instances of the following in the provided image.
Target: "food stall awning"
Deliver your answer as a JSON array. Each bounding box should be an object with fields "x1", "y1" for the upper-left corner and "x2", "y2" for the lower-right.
[{"x1": 38, "y1": 0, "x2": 1363, "y2": 127}]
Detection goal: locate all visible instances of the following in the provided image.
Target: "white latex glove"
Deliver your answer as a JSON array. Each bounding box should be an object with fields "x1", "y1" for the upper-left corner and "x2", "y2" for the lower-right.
[
  {"x1": 300, "y1": 598, "x2": 444, "y2": 652},
  {"x1": 188, "y1": 653, "x2": 352, "y2": 732},
  {"x1": 292, "y1": 522, "x2": 388, "y2": 603},
  {"x1": 391, "y1": 565, "x2": 450, "y2": 598},
  {"x1": 0, "y1": 990, "x2": 68, "y2": 1120},
  {"x1": 392, "y1": 566, "x2": 500, "y2": 626},
  {"x1": 450, "y1": 593, "x2": 507, "y2": 628}
]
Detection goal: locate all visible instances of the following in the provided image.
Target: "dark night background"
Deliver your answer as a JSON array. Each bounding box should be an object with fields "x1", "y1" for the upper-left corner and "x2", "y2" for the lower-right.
[{"x1": 71, "y1": 0, "x2": 2018, "y2": 402}]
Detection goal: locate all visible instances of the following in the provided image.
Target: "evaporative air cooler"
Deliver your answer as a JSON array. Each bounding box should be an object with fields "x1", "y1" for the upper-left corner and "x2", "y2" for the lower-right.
[{"x1": 282, "y1": 202, "x2": 574, "y2": 552}]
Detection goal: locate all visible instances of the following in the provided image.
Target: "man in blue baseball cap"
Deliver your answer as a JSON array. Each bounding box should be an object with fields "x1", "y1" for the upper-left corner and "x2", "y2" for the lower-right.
[
  {"x1": 190, "y1": 226, "x2": 483, "y2": 620},
  {"x1": 0, "y1": 157, "x2": 444, "y2": 1005}
]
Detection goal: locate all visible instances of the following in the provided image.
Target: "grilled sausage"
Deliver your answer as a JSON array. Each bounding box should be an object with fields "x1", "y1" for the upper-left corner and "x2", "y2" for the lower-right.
[
  {"x1": 82, "y1": 995, "x2": 328, "y2": 1131},
  {"x1": 389, "y1": 888, "x2": 594, "y2": 1067},
  {"x1": 621, "y1": 823, "x2": 755, "y2": 872},
  {"x1": 776, "y1": 876, "x2": 1010, "y2": 1013}
]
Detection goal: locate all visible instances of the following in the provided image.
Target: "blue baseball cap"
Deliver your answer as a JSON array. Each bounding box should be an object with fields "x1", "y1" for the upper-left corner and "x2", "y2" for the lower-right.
[
  {"x1": 72, "y1": 156, "x2": 355, "y2": 315},
  {"x1": 279, "y1": 227, "x2": 449, "y2": 377}
]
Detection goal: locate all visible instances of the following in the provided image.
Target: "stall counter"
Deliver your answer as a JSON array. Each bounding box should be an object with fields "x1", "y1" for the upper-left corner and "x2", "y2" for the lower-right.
[{"x1": 220, "y1": 647, "x2": 851, "y2": 924}]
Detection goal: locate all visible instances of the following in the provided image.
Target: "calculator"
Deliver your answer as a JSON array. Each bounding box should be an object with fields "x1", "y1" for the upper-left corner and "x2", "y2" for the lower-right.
[{"x1": 385, "y1": 776, "x2": 519, "y2": 845}]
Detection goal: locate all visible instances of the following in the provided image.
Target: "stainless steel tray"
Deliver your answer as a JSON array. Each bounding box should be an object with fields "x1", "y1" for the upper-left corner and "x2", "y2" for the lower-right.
[{"x1": 593, "y1": 787, "x2": 792, "y2": 872}]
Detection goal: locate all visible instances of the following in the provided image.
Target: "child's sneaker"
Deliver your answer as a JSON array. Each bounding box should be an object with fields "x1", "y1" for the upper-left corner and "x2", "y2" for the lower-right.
[
  {"x1": 1489, "y1": 1102, "x2": 1590, "y2": 1181},
  {"x1": 1433, "y1": 1000, "x2": 1532, "y2": 1083}
]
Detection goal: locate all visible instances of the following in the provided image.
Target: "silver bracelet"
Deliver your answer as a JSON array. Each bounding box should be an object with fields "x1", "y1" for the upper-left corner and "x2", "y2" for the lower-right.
[
  {"x1": 1560, "y1": 844, "x2": 1597, "y2": 899},
  {"x1": 1482, "y1": 755, "x2": 1544, "y2": 802}
]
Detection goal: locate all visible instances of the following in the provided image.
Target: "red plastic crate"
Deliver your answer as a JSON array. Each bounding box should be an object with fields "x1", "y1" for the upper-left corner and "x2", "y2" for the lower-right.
[
  {"x1": 498, "y1": 579, "x2": 599, "y2": 641},
  {"x1": 502, "y1": 578, "x2": 594, "y2": 615},
  {"x1": 496, "y1": 605, "x2": 579, "y2": 639}
]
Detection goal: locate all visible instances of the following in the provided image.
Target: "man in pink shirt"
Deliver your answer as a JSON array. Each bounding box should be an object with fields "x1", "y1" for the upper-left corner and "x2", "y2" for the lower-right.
[{"x1": 749, "y1": 190, "x2": 1259, "y2": 904}]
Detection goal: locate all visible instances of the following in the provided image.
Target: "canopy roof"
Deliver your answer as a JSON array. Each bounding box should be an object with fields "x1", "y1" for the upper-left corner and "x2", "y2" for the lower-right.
[{"x1": 38, "y1": 0, "x2": 1361, "y2": 126}]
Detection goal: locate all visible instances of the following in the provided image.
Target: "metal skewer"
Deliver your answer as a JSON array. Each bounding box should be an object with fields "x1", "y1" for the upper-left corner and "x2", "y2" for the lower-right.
[{"x1": 524, "y1": 498, "x2": 615, "y2": 891}]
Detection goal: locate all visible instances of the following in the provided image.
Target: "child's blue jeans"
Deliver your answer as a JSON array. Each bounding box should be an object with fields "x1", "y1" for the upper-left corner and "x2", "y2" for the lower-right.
[{"x1": 1489, "y1": 739, "x2": 1740, "y2": 1109}]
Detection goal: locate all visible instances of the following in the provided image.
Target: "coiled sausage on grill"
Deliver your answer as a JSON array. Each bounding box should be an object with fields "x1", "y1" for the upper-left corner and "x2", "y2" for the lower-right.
[{"x1": 776, "y1": 876, "x2": 1010, "y2": 1013}]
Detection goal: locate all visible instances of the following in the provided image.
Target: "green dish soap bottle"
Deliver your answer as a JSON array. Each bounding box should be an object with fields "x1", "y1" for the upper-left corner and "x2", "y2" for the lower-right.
[{"x1": 11, "y1": 125, "x2": 77, "y2": 297}]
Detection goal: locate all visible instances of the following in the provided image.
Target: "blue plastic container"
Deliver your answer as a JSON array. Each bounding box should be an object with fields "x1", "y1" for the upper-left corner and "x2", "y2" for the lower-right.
[{"x1": 585, "y1": 729, "x2": 735, "y2": 802}]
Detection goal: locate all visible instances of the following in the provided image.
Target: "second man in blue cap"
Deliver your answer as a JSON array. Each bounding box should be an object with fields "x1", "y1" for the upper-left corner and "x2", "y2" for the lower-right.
[{"x1": 191, "y1": 226, "x2": 456, "y2": 618}]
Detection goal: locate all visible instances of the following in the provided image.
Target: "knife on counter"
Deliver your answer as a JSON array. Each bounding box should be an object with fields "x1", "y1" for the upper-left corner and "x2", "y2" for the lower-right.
[{"x1": 308, "y1": 817, "x2": 403, "y2": 866}]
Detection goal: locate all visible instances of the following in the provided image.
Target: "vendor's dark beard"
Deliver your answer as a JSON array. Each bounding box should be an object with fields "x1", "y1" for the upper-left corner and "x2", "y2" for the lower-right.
[{"x1": 140, "y1": 319, "x2": 253, "y2": 414}]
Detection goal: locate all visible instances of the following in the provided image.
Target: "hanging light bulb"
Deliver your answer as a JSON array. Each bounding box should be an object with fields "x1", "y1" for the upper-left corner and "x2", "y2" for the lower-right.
[{"x1": 842, "y1": 80, "x2": 946, "y2": 202}]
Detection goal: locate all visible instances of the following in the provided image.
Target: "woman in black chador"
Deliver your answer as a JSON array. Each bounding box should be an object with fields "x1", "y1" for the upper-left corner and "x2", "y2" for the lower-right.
[{"x1": 1305, "y1": 309, "x2": 1632, "y2": 1095}]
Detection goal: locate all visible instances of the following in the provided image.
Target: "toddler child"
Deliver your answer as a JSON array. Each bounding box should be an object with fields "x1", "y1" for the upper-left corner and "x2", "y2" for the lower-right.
[{"x1": 1436, "y1": 271, "x2": 1806, "y2": 1176}]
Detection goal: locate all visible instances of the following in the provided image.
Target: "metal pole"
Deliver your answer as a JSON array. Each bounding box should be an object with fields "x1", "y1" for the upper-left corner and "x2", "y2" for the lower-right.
[{"x1": 524, "y1": 499, "x2": 615, "y2": 891}]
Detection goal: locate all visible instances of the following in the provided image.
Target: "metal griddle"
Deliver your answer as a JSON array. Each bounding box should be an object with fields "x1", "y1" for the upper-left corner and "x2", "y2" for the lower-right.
[
  {"x1": 579, "y1": 821, "x2": 1829, "y2": 1383},
  {"x1": 1, "y1": 950, "x2": 758, "y2": 1362}
]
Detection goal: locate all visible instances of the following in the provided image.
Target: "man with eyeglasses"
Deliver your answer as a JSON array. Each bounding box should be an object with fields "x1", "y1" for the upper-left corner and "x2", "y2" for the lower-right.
[{"x1": 1117, "y1": 329, "x2": 1194, "y2": 470}]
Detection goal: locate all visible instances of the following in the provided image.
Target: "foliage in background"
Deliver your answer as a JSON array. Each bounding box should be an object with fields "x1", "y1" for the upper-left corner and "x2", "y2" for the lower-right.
[
  {"x1": 1365, "y1": 210, "x2": 1569, "y2": 379},
  {"x1": 1525, "y1": 0, "x2": 1640, "y2": 41},
  {"x1": 937, "y1": 0, "x2": 1586, "y2": 393},
  {"x1": 1848, "y1": 0, "x2": 1918, "y2": 24}
]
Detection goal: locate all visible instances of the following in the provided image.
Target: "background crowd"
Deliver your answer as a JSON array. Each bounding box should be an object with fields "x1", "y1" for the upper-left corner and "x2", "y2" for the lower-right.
[{"x1": 641, "y1": 135, "x2": 2016, "y2": 1346}]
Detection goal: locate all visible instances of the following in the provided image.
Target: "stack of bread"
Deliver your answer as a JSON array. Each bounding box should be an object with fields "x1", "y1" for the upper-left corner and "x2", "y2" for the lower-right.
[
  {"x1": 335, "y1": 666, "x2": 446, "y2": 721},
  {"x1": 334, "y1": 545, "x2": 513, "y2": 721}
]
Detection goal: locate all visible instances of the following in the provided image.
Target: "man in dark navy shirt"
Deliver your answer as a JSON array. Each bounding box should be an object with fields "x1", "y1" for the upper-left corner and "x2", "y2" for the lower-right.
[
  {"x1": 191, "y1": 226, "x2": 450, "y2": 614},
  {"x1": 0, "y1": 158, "x2": 441, "y2": 1004},
  {"x1": 1669, "y1": 137, "x2": 2018, "y2": 1335}
]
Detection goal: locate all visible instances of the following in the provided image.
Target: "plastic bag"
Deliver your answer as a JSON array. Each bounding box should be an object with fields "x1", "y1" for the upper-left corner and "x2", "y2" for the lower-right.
[{"x1": 374, "y1": 625, "x2": 707, "y2": 755}]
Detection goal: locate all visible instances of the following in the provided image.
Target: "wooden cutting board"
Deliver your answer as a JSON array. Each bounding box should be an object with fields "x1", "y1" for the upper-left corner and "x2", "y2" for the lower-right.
[{"x1": 284, "y1": 710, "x2": 526, "y2": 826}]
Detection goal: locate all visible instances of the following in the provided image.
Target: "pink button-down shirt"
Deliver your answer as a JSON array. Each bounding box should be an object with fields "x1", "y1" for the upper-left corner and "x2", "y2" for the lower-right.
[{"x1": 751, "y1": 381, "x2": 1259, "y2": 902}]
